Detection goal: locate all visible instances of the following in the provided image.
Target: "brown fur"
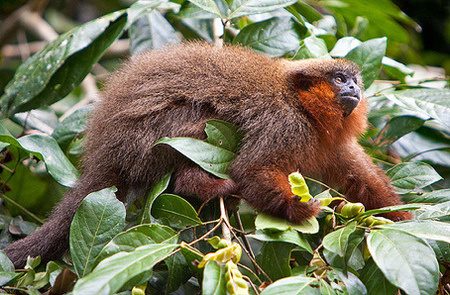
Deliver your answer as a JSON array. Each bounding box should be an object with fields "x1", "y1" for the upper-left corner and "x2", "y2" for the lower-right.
[{"x1": 4, "y1": 42, "x2": 410, "y2": 268}]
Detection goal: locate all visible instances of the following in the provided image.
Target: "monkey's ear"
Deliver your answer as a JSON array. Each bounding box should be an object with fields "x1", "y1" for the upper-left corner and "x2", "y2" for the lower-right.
[{"x1": 288, "y1": 69, "x2": 315, "y2": 90}]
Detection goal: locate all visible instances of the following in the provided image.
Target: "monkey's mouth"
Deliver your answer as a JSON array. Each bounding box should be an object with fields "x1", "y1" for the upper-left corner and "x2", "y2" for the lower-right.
[{"x1": 340, "y1": 96, "x2": 360, "y2": 117}]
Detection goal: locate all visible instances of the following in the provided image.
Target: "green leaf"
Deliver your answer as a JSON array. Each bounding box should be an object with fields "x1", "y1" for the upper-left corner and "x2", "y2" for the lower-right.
[
  {"x1": 329, "y1": 36, "x2": 362, "y2": 57},
  {"x1": 229, "y1": 0, "x2": 299, "y2": 18},
  {"x1": 32, "y1": 261, "x2": 62, "y2": 289},
  {"x1": 259, "y1": 276, "x2": 318, "y2": 295},
  {"x1": 386, "y1": 162, "x2": 442, "y2": 194},
  {"x1": 293, "y1": 35, "x2": 330, "y2": 59},
  {"x1": 258, "y1": 242, "x2": 294, "y2": 281},
  {"x1": 202, "y1": 260, "x2": 227, "y2": 295},
  {"x1": 322, "y1": 222, "x2": 365, "y2": 269},
  {"x1": 151, "y1": 194, "x2": 202, "y2": 228},
  {"x1": 0, "y1": 251, "x2": 14, "y2": 272},
  {"x1": 367, "y1": 229, "x2": 439, "y2": 295},
  {"x1": 360, "y1": 259, "x2": 397, "y2": 295},
  {"x1": 166, "y1": 251, "x2": 191, "y2": 294},
  {"x1": 382, "y1": 57, "x2": 414, "y2": 82},
  {"x1": 415, "y1": 201, "x2": 450, "y2": 221},
  {"x1": 155, "y1": 137, "x2": 236, "y2": 179},
  {"x1": 205, "y1": 119, "x2": 242, "y2": 153},
  {"x1": 377, "y1": 220, "x2": 450, "y2": 244},
  {"x1": 70, "y1": 187, "x2": 126, "y2": 277},
  {"x1": 319, "y1": 279, "x2": 337, "y2": 295},
  {"x1": 345, "y1": 37, "x2": 387, "y2": 88},
  {"x1": 380, "y1": 116, "x2": 425, "y2": 144},
  {"x1": 188, "y1": 0, "x2": 228, "y2": 18},
  {"x1": 427, "y1": 240, "x2": 450, "y2": 263},
  {"x1": 0, "y1": 11, "x2": 127, "y2": 117},
  {"x1": 249, "y1": 229, "x2": 313, "y2": 253},
  {"x1": 406, "y1": 189, "x2": 450, "y2": 204},
  {"x1": 255, "y1": 213, "x2": 319, "y2": 234},
  {"x1": 127, "y1": 0, "x2": 166, "y2": 27},
  {"x1": 52, "y1": 105, "x2": 93, "y2": 143},
  {"x1": 0, "y1": 272, "x2": 21, "y2": 286},
  {"x1": 0, "y1": 127, "x2": 78, "y2": 187},
  {"x1": 140, "y1": 172, "x2": 172, "y2": 224},
  {"x1": 96, "y1": 224, "x2": 177, "y2": 263},
  {"x1": 73, "y1": 243, "x2": 179, "y2": 295},
  {"x1": 386, "y1": 88, "x2": 450, "y2": 129},
  {"x1": 333, "y1": 268, "x2": 367, "y2": 295},
  {"x1": 233, "y1": 17, "x2": 302, "y2": 57},
  {"x1": 356, "y1": 203, "x2": 422, "y2": 219},
  {"x1": 129, "y1": 10, "x2": 180, "y2": 55}
]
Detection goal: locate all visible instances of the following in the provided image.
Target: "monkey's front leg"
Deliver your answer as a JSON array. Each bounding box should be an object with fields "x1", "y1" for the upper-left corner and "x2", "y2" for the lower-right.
[
  {"x1": 326, "y1": 143, "x2": 412, "y2": 221},
  {"x1": 230, "y1": 163, "x2": 322, "y2": 224}
]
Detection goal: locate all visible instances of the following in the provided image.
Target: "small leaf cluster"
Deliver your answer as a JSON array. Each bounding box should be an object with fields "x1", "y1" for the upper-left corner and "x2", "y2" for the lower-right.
[{"x1": 0, "y1": 0, "x2": 449, "y2": 294}]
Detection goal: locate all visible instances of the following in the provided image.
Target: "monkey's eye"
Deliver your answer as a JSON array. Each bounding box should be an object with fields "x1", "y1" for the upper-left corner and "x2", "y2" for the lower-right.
[{"x1": 335, "y1": 74, "x2": 346, "y2": 84}]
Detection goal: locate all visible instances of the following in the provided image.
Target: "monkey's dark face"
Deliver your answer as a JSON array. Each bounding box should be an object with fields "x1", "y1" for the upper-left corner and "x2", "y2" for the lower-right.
[{"x1": 332, "y1": 71, "x2": 361, "y2": 117}]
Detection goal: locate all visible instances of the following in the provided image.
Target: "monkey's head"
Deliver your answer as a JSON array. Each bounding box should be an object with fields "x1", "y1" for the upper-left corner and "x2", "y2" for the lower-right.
[{"x1": 286, "y1": 58, "x2": 363, "y2": 117}]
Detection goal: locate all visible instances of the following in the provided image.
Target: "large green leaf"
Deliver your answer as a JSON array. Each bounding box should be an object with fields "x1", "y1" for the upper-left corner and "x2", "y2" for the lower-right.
[
  {"x1": 0, "y1": 11, "x2": 127, "y2": 117},
  {"x1": 386, "y1": 162, "x2": 442, "y2": 194},
  {"x1": 333, "y1": 268, "x2": 367, "y2": 295},
  {"x1": 322, "y1": 222, "x2": 365, "y2": 269},
  {"x1": 259, "y1": 276, "x2": 318, "y2": 295},
  {"x1": 188, "y1": 0, "x2": 229, "y2": 18},
  {"x1": 0, "y1": 125, "x2": 78, "y2": 187},
  {"x1": 202, "y1": 260, "x2": 227, "y2": 295},
  {"x1": 233, "y1": 17, "x2": 302, "y2": 57},
  {"x1": 386, "y1": 88, "x2": 450, "y2": 130},
  {"x1": 95, "y1": 224, "x2": 177, "y2": 264},
  {"x1": 360, "y1": 259, "x2": 397, "y2": 295},
  {"x1": 129, "y1": 10, "x2": 180, "y2": 55},
  {"x1": 293, "y1": 35, "x2": 330, "y2": 59},
  {"x1": 249, "y1": 229, "x2": 313, "y2": 253},
  {"x1": 345, "y1": 37, "x2": 386, "y2": 88},
  {"x1": 70, "y1": 188, "x2": 126, "y2": 277},
  {"x1": 205, "y1": 119, "x2": 242, "y2": 153},
  {"x1": 380, "y1": 116, "x2": 425, "y2": 145},
  {"x1": 140, "y1": 172, "x2": 171, "y2": 224},
  {"x1": 155, "y1": 137, "x2": 236, "y2": 179},
  {"x1": 258, "y1": 242, "x2": 295, "y2": 281},
  {"x1": 73, "y1": 243, "x2": 178, "y2": 295},
  {"x1": 52, "y1": 105, "x2": 93, "y2": 144},
  {"x1": 255, "y1": 213, "x2": 319, "y2": 234},
  {"x1": 151, "y1": 193, "x2": 202, "y2": 228},
  {"x1": 415, "y1": 201, "x2": 450, "y2": 221},
  {"x1": 229, "y1": 0, "x2": 299, "y2": 18},
  {"x1": 378, "y1": 220, "x2": 450, "y2": 244},
  {"x1": 367, "y1": 229, "x2": 439, "y2": 295},
  {"x1": 406, "y1": 189, "x2": 450, "y2": 204}
]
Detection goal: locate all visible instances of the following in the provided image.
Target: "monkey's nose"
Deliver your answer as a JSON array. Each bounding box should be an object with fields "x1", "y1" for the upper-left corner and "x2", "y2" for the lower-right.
[{"x1": 340, "y1": 95, "x2": 360, "y2": 117}]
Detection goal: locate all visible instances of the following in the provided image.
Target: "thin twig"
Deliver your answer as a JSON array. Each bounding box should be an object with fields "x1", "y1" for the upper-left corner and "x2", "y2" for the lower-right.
[
  {"x1": 233, "y1": 209, "x2": 256, "y2": 261},
  {"x1": 188, "y1": 219, "x2": 223, "y2": 247},
  {"x1": 227, "y1": 222, "x2": 272, "y2": 283},
  {"x1": 243, "y1": 275, "x2": 260, "y2": 294},
  {"x1": 220, "y1": 197, "x2": 232, "y2": 242}
]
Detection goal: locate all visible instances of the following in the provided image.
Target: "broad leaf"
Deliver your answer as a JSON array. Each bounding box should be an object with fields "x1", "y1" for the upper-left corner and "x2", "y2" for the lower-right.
[
  {"x1": 333, "y1": 268, "x2": 367, "y2": 295},
  {"x1": 258, "y1": 242, "x2": 295, "y2": 281},
  {"x1": 229, "y1": 0, "x2": 299, "y2": 18},
  {"x1": 386, "y1": 162, "x2": 442, "y2": 194},
  {"x1": 380, "y1": 116, "x2": 425, "y2": 144},
  {"x1": 293, "y1": 35, "x2": 330, "y2": 59},
  {"x1": 367, "y1": 229, "x2": 439, "y2": 295},
  {"x1": 129, "y1": 10, "x2": 180, "y2": 56},
  {"x1": 96, "y1": 224, "x2": 177, "y2": 263},
  {"x1": 202, "y1": 261, "x2": 227, "y2": 295},
  {"x1": 378, "y1": 220, "x2": 450, "y2": 244},
  {"x1": 140, "y1": 172, "x2": 171, "y2": 224},
  {"x1": 0, "y1": 126, "x2": 78, "y2": 187},
  {"x1": 345, "y1": 37, "x2": 387, "y2": 88},
  {"x1": 0, "y1": 251, "x2": 14, "y2": 272},
  {"x1": 70, "y1": 187, "x2": 126, "y2": 277},
  {"x1": 249, "y1": 229, "x2": 313, "y2": 253},
  {"x1": 1, "y1": 11, "x2": 127, "y2": 117},
  {"x1": 406, "y1": 189, "x2": 450, "y2": 204},
  {"x1": 382, "y1": 57, "x2": 414, "y2": 81},
  {"x1": 360, "y1": 259, "x2": 397, "y2": 295},
  {"x1": 233, "y1": 17, "x2": 302, "y2": 57},
  {"x1": 415, "y1": 201, "x2": 450, "y2": 221},
  {"x1": 155, "y1": 137, "x2": 235, "y2": 179},
  {"x1": 205, "y1": 119, "x2": 242, "y2": 153},
  {"x1": 152, "y1": 193, "x2": 202, "y2": 228},
  {"x1": 386, "y1": 88, "x2": 450, "y2": 129},
  {"x1": 73, "y1": 244, "x2": 178, "y2": 295},
  {"x1": 255, "y1": 213, "x2": 319, "y2": 234},
  {"x1": 260, "y1": 276, "x2": 318, "y2": 295},
  {"x1": 188, "y1": 0, "x2": 228, "y2": 18},
  {"x1": 52, "y1": 105, "x2": 93, "y2": 143}
]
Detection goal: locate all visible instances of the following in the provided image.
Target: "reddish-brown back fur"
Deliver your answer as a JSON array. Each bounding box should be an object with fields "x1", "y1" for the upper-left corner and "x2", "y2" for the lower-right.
[{"x1": 4, "y1": 42, "x2": 410, "y2": 268}]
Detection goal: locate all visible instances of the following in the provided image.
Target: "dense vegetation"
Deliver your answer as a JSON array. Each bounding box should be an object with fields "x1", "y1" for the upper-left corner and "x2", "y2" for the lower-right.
[{"x1": 0, "y1": 0, "x2": 449, "y2": 294}]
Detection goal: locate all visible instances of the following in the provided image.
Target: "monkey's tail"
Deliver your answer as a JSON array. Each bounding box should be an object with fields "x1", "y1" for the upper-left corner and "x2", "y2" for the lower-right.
[{"x1": 4, "y1": 176, "x2": 106, "y2": 269}]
